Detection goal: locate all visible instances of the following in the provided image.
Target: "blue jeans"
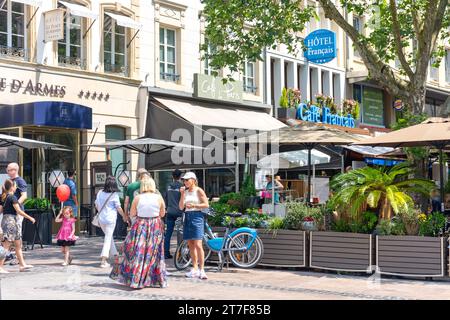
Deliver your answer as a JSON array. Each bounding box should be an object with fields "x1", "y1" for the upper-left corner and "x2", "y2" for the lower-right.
[{"x1": 164, "y1": 215, "x2": 178, "y2": 256}]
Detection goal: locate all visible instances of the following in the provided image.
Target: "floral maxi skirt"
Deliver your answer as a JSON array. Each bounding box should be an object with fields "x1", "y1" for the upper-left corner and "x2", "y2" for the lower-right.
[{"x1": 110, "y1": 217, "x2": 167, "y2": 289}]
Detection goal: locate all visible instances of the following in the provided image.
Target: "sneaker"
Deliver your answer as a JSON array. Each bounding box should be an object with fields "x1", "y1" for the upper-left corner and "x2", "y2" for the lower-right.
[
  {"x1": 0, "y1": 268, "x2": 9, "y2": 274},
  {"x1": 185, "y1": 269, "x2": 200, "y2": 278},
  {"x1": 100, "y1": 262, "x2": 111, "y2": 268},
  {"x1": 62, "y1": 262, "x2": 68, "y2": 266},
  {"x1": 165, "y1": 254, "x2": 173, "y2": 259},
  {"x1": 199, "y1": 269, "x2": 208, "y2": 280}
]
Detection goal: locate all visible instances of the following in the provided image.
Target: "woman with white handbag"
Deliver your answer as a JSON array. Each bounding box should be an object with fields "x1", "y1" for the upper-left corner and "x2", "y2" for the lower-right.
[{"x1": 94, "y1": 176, "x2": 127, "y2": 268}]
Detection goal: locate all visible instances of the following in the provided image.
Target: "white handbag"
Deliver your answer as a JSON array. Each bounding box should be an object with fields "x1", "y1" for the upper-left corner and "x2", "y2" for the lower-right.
[{"x1": 92, "y1": 192, "x2": 114, "y2": 227}]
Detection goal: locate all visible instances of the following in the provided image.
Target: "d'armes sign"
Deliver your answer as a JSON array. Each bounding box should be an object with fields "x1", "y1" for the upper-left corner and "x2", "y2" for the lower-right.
[{"x1": 296, "y1": 103, "x2": 356, "y2": 128}]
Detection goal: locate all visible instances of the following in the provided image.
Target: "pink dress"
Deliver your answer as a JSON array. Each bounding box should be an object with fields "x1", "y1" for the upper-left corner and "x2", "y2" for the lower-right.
[{"x1": 56, "y1": 217, "x2": 76, "y2": 241}]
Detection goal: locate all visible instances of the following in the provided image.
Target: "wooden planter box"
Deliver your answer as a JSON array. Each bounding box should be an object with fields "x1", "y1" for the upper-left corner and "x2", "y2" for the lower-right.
[
  {"x1": 376, "y1": 235, "x2": 447, "y2": 278},
  {"x1": 258, "y1": 229, "x2": 306, "y2": 267},
  {"x1": 209, "y1": 228, "x2": 306, "y2": 267},
  {"x1": 309, "y1": 231, "x2": 373, "y2": 273}
]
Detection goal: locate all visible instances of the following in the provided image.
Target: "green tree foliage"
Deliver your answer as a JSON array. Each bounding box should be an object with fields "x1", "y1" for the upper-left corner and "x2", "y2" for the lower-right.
[{"x1": 201, "y1": 0, "x2": 449, "y2": 114}]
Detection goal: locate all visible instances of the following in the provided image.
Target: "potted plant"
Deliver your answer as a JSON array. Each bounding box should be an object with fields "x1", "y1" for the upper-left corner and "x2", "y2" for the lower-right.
[
  {"x1": 342, "y1": 99, "x2": 360, "y2": 124},
  {"x1": 23, "y1": 198, "x2": 52, "y2": 246},
  {"x1": 241, "y1": 174, "x2": 259, "y2": 209},
  {"x1": 375, "y1": 211, "x2": 447, "y2": 278},
  {"x1": 329, "y1": 162, "x2": 435, "y2": 220},
  {"x1": 308, "y1": 207, "x2": 376, "y2": 274},
  {"x1": 277, "y1": 88, "x2": 297, "y2": 120}
]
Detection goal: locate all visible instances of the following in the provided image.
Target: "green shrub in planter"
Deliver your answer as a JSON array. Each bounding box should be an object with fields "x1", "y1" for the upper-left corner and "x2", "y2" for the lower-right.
[
  {"x1": 284, "y1": 201, "x2": 324, "y2": 230},
  {"x1": 418, "y1": 212, "x2": 446, "y2": 237},
  {"x1": 331, "y1": 211, "x2": 378, "y2": 234},
  {"x1": 375, "y1": 216, "x2": 406, "y2": 236},
  {"x1": 24, "y1": 198, "x2": 51, "y2": 210}
]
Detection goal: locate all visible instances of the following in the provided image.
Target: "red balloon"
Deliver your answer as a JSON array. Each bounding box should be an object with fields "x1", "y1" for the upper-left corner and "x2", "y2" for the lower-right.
[{"x1": 56, "y1": 184, "x2": 70, "y2": 202}]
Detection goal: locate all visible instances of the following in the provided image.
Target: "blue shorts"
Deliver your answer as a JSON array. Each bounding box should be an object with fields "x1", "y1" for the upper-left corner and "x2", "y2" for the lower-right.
[{"x1": 183, "y1": 211, "x2": 204, "y2": 241}]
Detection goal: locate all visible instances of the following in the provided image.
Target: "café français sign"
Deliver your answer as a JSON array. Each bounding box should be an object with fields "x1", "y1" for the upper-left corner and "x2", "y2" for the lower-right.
[
  {"x1": 194, "y1": 73, "x2": 243, "y2": 103},
  {"x1": 297, "y1": 103, "x2": 356, "y2": 128},
  {"x1": 304, "y1": 29, "x2": 337, "y2": 64}
]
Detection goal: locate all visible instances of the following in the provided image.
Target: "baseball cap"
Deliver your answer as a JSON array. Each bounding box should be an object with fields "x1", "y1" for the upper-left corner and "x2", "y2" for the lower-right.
[{"x1": 182, "y1": 172, "x2": 197, "y2": 181}]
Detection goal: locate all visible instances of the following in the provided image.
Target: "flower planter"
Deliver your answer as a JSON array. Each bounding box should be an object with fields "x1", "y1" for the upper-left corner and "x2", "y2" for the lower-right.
[
  {"x1": 309, "y1": 231, "x2": 373, "y2": 273},
  {"x1": 209, "y1": 227, "x2": 306, "y2": 268},
  {"x1": 376, "y1": 235, "x2": 447, "y2": 278},
  {"x1": 22, "y1": 209, "x2": 53, "y2": 246},
  {"x1": 276, "y1": 107, "x2": 297, "y2": 120},
  {"x1": 257, "y1": 229, "x2": 306, "y2": 267}
]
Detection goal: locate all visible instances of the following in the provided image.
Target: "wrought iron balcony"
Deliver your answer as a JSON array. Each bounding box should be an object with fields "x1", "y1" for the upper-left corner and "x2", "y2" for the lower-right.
[
  {"x1": 58, "y1": 56, "x2": 86, "y2": 70},
  {"x1": 0, "y1": 45, "x2": 28, "y2": 61},
  {"x1": 104, "y1": 63, "x2": 129, "y2": 77}
]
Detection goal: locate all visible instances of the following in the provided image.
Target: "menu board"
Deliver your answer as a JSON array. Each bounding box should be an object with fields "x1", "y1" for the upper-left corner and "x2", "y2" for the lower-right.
[{"x1": 362, "y1": 87, "x2": 384, "y2": 126}]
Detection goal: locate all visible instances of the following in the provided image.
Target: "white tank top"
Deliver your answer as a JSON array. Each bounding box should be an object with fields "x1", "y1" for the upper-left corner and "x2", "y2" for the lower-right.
[
  {"x1": 184, "y1": 188, "x2": 200, "y2": 212},
  {"x1": 137, "y1": 193, "x2": 161, "y2": 218}
]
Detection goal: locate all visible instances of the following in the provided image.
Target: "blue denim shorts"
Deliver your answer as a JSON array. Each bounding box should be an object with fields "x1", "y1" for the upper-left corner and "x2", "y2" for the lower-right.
[{"x1": 183, "y1": 211, "x2": 204, "y2": 240}]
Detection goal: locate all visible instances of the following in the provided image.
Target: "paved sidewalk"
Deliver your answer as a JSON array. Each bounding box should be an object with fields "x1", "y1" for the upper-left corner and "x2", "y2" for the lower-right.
[{"x1": 1, "y1": 236, "x2": 449, "y2": 300}]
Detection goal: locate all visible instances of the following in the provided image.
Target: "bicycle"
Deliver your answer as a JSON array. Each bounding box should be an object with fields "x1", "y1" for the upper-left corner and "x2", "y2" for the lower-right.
[{"x1": 174, "y1": 209, "x2": 264, "y2": 271}]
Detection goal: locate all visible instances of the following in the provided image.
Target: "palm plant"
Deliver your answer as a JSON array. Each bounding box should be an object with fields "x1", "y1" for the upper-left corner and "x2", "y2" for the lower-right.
[{"x1": 330, "y1": 162, "x2": 435, "y2": 220}]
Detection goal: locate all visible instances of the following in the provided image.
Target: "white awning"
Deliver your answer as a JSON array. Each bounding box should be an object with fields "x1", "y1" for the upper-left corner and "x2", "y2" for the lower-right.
[
  {"x1": 154, "y1": 97, "x2": 287, "y2": 131},
  {"x1": 12, "y1": 0, "x2": 42, "y2": 6},
  {"x1": 105, "y1": 12, "x2": 142, "y2": 30},
  {"x1": 59, "y1": 1, "x2": 98, "y2": 20}
]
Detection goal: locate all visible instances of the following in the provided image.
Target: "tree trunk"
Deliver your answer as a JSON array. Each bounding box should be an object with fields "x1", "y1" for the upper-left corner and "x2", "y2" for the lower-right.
[
  {"x1": 379, "y1": 196, "x2": 392, "y2": 220},
  {"x1": 406, "y1": 84, "x2": 427, "y2": 114}
]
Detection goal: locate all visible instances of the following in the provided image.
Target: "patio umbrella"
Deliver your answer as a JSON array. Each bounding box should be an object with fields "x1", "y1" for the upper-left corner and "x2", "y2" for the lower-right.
[
  {"x1": 237, "y1": 123, "x2": 363, "y2": 203},
  {"x1": 82, "y1": 137, "x2": 204, "y2": 154},
  {"x1": 0, "y1": 134, "x2": 68, "y2": 149},
  {"x1": 257, "y1": 149, "x2": 331, "y2": 205},
  {"x1": 354, "y1": 117, "x2": 450, "y2": 211}
]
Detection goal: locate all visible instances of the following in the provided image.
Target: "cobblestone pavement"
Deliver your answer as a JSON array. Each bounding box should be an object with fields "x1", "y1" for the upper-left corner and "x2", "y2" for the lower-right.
[{"x1": 1, "y1": 236, "x2": 449, "y2": 300}]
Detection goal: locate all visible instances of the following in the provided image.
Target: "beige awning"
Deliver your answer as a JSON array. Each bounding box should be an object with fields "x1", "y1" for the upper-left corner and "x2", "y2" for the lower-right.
[{"x1": 154, "y1": 97, "x2": 287, "y2": 131}]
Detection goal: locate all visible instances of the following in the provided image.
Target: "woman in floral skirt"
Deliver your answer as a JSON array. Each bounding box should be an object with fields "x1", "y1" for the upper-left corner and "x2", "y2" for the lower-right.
[{"x1": 111, "y1": 175, "x2": 167, "y2": 289}]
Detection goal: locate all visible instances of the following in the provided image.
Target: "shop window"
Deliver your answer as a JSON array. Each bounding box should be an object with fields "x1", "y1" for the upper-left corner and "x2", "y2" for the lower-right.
[
  {"x1": 58, "y1": 3, "x2": 85, "y2": 70},
  {"x1": 243, "y1": 60, "x2": 257, "y2": 93},
  {"x1": 105, "y1": 126, "x2": 127, "y2": 192},
  {"x1": 0, "y1": 0, "x2": 26, "y2": 60},
  {"x1": 104, "y1": 14, "x2": 128, "y2": 76},
  {"x1": 445, "y1": 49, "x2": 450, "y2": 83},
  {"x1": 356, "y1": 85, "x2": 385, "y2": 127},
  {"x1": 160, "y1": 27, "x2": 179, "y2": 82}
]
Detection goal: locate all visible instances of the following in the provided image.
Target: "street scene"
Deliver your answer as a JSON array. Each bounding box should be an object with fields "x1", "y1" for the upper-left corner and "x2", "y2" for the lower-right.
[
  {"x1": 1, "y1": 236, "x2": 450, "y2": 300},
  {"x1": 0, "y1": 0, "x2": 449, "y2": 302}
]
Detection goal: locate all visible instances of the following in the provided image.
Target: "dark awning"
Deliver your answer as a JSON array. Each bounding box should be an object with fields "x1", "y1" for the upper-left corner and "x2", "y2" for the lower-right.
[{"x1": 0, "y1": 101, "x2": 92, "y2": 130}]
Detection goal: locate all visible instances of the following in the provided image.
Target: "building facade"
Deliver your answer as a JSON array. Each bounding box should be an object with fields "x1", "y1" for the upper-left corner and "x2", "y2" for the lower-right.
[{"x1": 0, "y1": 0, "x2": 151, "y2": 206}]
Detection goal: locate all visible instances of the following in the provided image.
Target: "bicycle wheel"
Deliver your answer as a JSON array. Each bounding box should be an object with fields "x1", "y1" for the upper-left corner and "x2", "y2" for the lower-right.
[
  {"x1": 174, "y1": 240, "x2": 191, "y2": 271},
  {"x1": 174, "y1": 239, "x2": 213, "y2": 271},
  {"x1": 227, "y1": 233, "x2": 264, "y2": 268}
]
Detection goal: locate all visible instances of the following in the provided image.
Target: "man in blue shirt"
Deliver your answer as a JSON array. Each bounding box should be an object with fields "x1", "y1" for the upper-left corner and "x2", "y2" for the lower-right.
[
  {"x1": 63, "y1": 169, "x2": 78, "y2": 217},
  {"x1": 163, "y1": 169, "x2": 183, "y2": 259}
]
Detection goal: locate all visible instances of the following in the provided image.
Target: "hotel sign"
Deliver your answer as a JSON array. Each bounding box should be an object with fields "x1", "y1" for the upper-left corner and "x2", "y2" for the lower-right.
[
  {"x1": 304, "y1": 29, "x2": 337, "y2": 64},
  {"x1": 0, "y1": 77, "x2": 66, "y2": 97},
  {"x1": 44, "y1": 9, "x2": 64, "y2": 42},
  {"x1": 296, "y1": 103, "x2": 356, "y2": 128},
  {"x1": 194, "y1": 73, "x2": 243, "y2": 103}
]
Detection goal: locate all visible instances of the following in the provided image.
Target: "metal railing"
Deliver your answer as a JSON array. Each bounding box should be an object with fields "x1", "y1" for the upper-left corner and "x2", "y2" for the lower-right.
[
  {"x1": 104, "y1": 63, "x2": 129, "y2": 76},
  {"x1": 58, "y1": 56, "x2": 87, "y2": 70},
  {"x1": 160, "y1": 72, "x2": 180, "y2": 82},
  {"x1": 0, "y1": 45, "x2": 28, "y2": 61}
]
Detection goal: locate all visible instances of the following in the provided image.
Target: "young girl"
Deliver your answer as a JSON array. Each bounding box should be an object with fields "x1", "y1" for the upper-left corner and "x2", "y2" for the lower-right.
[
  {"x1": 0, "y1": 179, "x2": 35, "y2": 273},
  {"x1": 55, "y1": 206, "x2": 77, "y2": 266}
]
